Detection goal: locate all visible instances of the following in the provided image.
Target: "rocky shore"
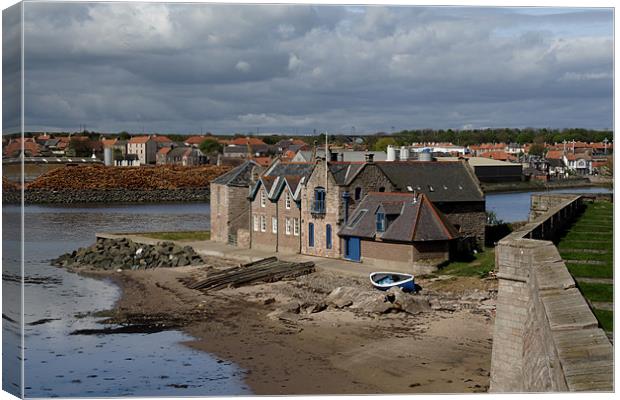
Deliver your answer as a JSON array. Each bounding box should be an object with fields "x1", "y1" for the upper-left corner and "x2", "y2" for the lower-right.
[
  {"x1": 53, "y1": 237, "x2": 205, "y2": 270},
  {"x1": 60, "y1": 247, "x2": 496, "y2": 394},
  {"x1": 3, "y1": 188, "x2": 210, "y2": 204}
]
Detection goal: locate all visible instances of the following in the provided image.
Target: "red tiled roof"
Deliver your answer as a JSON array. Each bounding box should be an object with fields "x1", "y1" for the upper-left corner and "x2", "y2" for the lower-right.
[
  {"x1": 231, "y1": 137, "x2": 266, "y2": 146},
  {"x1": 152, "y1": 135, "x2": 172, "y2": 143},
  {"x1": 545, "y1": 150, "x2": 564, "y2": 160},
  {"x1": 4, "y1": 138, "x2": 41, "y2": 157},
  {"x1": 158, "y1": 147, "x2": 171, "y2": 155},
  {"x1": 185, "y1": 136, "x2": 209, "y2": 145},
  {"x1": 102, "y1": 138, "x2": 117, "y2": 147},
  {"x1": 128, "y1": 135, "x2": 151, "y2": 144},
  {"x1": 478, "y1": 151, "x2": 514, "y2": 161},
  {"x1": 251, "y1": 156, "x2": 272, "y2": 167}
]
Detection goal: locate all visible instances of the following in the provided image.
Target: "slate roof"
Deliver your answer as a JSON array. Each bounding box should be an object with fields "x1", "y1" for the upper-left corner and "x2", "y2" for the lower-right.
[
  {"x1": 212, "y1": 160, "x2": 260, "y2": 187},
  {"x1": 339, "y1": 192, "x2": 458, "y2": 242},
  {"x1": 249, "y1": 161, "x2": 314, "y2": 201},
  {"x1": 328, "y1": 162, "x2": 366, "y2": 185},
  {"x1": 375, "y1": 161, "x2": 484, "y2": 203}
]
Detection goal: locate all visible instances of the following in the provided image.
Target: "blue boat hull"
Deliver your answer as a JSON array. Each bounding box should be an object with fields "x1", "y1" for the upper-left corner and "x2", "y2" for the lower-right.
[{"x1": 369, "y1": 272, "x2": 415, "y2": 292}]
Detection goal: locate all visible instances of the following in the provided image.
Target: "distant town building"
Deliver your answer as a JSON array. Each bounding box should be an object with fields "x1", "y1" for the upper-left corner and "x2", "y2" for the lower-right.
[{"x1": 127, "y1": 135, "x2": 157, "y2": 165}]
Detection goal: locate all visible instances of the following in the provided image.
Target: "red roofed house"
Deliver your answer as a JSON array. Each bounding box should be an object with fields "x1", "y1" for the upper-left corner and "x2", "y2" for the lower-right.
[
  {"x1": 3, "y1": 138, "x2": 41, "y2": 157},
  {"x1": 478, "y1": 151, "x2": 516, "y2": 162},
  {"x1": 156, "y1": 147, "x2": 172, "y2": 165},
  {"x1": 231, "y1": 136, "x2": 266, "y2": 146},
  {"x1": 127, "y1": 135, "x2": 157, "y2": 165}
]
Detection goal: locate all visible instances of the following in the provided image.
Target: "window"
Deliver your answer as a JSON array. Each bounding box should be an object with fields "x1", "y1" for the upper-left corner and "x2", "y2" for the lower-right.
[
  {"x1": 354, "y1": 187, "x2": 362, "y2": 200},
  {"x1": 293, "y1": 218, "x2": 300, "y2": 236},
  {"x1": 285, "y1": 217, "x2": 292, "y2": 235},
  {"x1": 378, "y1": 187, "x2": 385, "y2": 192},
  {"x1": 253, "y1": 215, "x2": 259, "y2": 232},
  {"x1": 260, "y1": 215, "x2": 266, "y2": 232},
  {"x1": 326, "y1": 224, "x2": 332, "y2": 249},
  {"x1": 376, "y1": 212, "x2": 386, "y2": 232},
  {"x1": 260, "y1": 190, "x2": 266, "y2": 207},
  {"x1": 312, "y1": 187, "x2": 326, "y2": 213},
  {"x1": 272, "y1": 217, "x2": 278, "y2": 233},
  {"x1": 285, "y1": 192, "x2": 291, "y2": 209},
  {"x1": 308, "y1": 223, "x2": 314, "y2": 247}
]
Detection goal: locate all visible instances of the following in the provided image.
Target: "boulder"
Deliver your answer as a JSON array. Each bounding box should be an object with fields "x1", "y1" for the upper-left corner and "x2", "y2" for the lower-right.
[{"x1": 326, "y1": 286, "x2": 358, "y2": 309}]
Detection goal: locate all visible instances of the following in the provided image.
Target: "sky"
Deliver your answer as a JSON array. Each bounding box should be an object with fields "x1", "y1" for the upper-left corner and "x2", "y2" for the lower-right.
[{"x1": 2, "y1": 3, "x2": 614, "y2": 134}]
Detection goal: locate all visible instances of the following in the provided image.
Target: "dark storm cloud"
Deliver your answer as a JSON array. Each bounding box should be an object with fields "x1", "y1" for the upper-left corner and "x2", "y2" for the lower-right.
[{"x1": 13, "y1": 3, "x2": 613, "y2": 134}]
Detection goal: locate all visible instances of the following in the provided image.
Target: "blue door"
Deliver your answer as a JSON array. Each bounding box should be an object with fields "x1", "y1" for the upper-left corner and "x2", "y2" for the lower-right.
[
  {"x1": 308, "y1": 223, "x2": 314, "y2": 247},
  {"x1": 345, "y1": 237, "x2": 360, "y2": 261}
]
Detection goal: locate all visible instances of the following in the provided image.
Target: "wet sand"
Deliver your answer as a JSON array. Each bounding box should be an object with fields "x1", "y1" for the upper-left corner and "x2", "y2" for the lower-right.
[{"x1": 83, "y1": 262, "x2": 495, "y2": 395}]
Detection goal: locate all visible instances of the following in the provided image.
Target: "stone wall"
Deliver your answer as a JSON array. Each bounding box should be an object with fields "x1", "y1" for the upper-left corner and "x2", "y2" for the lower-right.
[
  {"x1": 436, "y1": 201, "x2": 486, "y2": 248},
  {"x1": 250, "y1": 186, "x2": 277, "y2": 252},
  {"x1": 210, "y1": 184, "x2": 249, "y2": 244},
  {"x1": 4, "y1": 188, "x2": 210, "y2": 204},
  {"x1": 490, "y1": 195, "x2": 613, "y2": 392}
]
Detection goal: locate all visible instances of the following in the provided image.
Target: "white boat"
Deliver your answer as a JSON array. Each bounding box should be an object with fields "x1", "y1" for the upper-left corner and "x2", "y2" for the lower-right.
[{"x1": 369, "y1": 272, "x2": 415, "y2": 292}]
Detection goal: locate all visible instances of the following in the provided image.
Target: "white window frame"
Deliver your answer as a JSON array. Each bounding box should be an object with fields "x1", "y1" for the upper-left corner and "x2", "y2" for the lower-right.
[
  {"x1": 293, "y1": 217, "x2": 300, "y2": 236},
  {"x1": 285, "y1": 217, "x2": 292, "y2": 235},
  {"x1": 285, "y1": 192, "x2": 291, "y2": 209},
  {"x1": 253, "y1": 215, "x2": 259, "y2": 232},
  {"x1": 260, "y1": 215, "x2": 266, "y2": 232},
  {"x1": 272, "y1": 217, "x2": 278, "y2": 234},
  {"x1": 260, "y1": 190, "x2": 266, "y2": 207}
]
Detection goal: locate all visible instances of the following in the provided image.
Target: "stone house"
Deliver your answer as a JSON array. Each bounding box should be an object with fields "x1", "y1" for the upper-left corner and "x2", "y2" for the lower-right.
[
  {"x1": 210, "y1": 160, "x2": 263, "y2": 246},
  {"x1": 156, "y1": 146, "x2": 207, "y2": 166},
  {"x1": 338, "y1": 192, "x2": 458, "y2": 274},
  {"x1": 374, "y1": 160, "x2": 486, "y2": 249},
  {"x1": 300, "y1": 154, "x2": 394, "y2": 259},
  {"x1": 248, "y1": 161, "x2": 314, "y2": 253},
  {"x1": 127, "y1": 135, "x2": 157, "y2": 165}
]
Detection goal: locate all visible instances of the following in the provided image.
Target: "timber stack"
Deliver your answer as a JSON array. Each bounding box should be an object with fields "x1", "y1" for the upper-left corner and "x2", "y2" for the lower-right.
[{"x1": 182, "y1": 257, "x2": 316, "y2": 291}]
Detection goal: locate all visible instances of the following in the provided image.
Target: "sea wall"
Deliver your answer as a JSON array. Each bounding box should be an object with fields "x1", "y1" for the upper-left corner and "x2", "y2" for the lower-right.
[
  {"x1": 490, "y1": 195, "x2": 613, "y2": 392},
  {"x1": 3, "y1": 188, "x2": 210, "y2": 204}
]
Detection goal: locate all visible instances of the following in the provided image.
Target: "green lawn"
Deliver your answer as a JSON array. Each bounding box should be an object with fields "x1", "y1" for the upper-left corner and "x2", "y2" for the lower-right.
[
  {"x1": 593, "y1": 309, "x2": 614, "y2": 332},
  {"x1": 576, "y1": 282, "x2": 613, "y2": 303},
  {"x1": 559, "y1": 251, "x2": 612, "y2": 263},
  {"x1": 558, "y1": 201, "x2": 613, "y2": 332},
  {"x1": 558, "y1": 241, "x2": 613, "y2": 251},
  {"x1": 139, "y1": 231, "x2": 211, "y2": 241},
  {"x1": 566, "y1": 262, "x2": 613, "y2": 279},
  {"x1": 439, "y1": 248, "x2": 495, "y2": 277}
]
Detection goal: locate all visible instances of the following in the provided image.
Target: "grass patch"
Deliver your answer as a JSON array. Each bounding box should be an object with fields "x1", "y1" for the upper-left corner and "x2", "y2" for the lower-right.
[
  {"x1": 577, "y1": 282, "x2": 613, "y2": 303},
  {"x1": 593, "y1": 309, "x2": 614, "y2": 332},
  {"x1": 558, "y1": 241, "x2": 613, "y2": 251},
  {"x1": 439, "y1": 248, "x2": 495, "y2": 277},
  {"x1": 139, "y1": 231, "x2": 211, "y2": 241},
  {"x1": 559, "y1": 251, "x2": 612, "y2": 263},
  {"x1": 566, "y1": 263, "x2": 613, "y2": 279},
  {"x1": 562, "y1": 232, "x2": 612, "y2": 242}
]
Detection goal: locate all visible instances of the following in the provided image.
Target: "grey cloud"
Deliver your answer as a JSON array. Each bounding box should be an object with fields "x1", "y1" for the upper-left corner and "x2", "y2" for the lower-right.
[{"x1": 8, "y1": 3, "x2": 613, "y2": 134}]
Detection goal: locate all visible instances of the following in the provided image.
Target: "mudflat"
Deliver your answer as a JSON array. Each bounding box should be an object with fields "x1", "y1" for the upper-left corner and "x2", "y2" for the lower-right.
[{"x1": 81, "y1": 258, "x2": 495, "y2": 395}]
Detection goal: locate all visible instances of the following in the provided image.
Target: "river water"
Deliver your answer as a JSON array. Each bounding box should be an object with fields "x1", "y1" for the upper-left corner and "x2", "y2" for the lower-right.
[
  {"x1": 2, "y1": 203, "x2": 251, "y2": 398},
  {"x1": 2, "y1": 188, "x2": 612, "y2": 397},
  {"x1": 485, "y1": 186, "x2": 613, "y2": 223}
]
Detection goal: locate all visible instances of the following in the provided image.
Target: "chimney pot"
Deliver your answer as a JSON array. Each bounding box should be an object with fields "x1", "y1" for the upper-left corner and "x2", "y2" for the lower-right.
[{"x1": 365, "y1": 153, "x2": 374, "y2": 163}]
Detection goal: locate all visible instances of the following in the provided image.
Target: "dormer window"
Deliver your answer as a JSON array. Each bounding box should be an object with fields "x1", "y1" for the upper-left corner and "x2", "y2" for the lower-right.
[{"x1": 376, "y1": 212, "x2": 386, "y2": 232}]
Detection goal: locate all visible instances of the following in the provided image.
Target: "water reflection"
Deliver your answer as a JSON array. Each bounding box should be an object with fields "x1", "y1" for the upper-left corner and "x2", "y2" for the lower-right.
[{"x1": 3, "y1": 203, "x2": 251, "y2": 397}]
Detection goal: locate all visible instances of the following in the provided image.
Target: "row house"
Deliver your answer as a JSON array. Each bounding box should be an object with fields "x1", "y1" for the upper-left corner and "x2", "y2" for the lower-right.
[
  {"x1": 127, "y1": 136, "x2": 157, "y2": 165},
  {"x1": 211, "y1": 153, "x2": 486, "y2": 273},
  {"x1": 156, "y1": 146, "x2": 207, "y2": 166},
  {"x1": 248, "y1": 162, "x2": 314, "y2": 254}
]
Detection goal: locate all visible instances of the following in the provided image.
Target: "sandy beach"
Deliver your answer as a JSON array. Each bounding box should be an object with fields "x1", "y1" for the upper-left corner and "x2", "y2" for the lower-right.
[{"x1": 79, "y1": 258, "x2": 496, "y2": 395}]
